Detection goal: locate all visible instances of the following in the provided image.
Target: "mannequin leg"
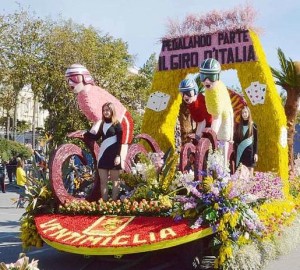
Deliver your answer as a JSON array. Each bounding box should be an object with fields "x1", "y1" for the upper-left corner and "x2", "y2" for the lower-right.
[
  {"x1": 98, "y1": 169, "x2": 109, "y2": 201},
  {"x1": 224, "y1": 141, "x2": 229, "y2": 168},
  {"x1": 110, "y1": 170, "x2": 121, "y2": 201},
  {"x1": 218, "y1": 140, "x2": 229, "y2": 168},
  {"x1": 248, "y1": 167, "x2": 254, "y2": 177}
]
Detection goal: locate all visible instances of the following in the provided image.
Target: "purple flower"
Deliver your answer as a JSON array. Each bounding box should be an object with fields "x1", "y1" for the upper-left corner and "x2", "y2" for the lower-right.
[
  {"x1": 184, "y1": 201, "x2": 197, "y2": 210},
  {"x1": 190, "y1": 187, "x2": 202, "y2": 198},
  {"x1": 191, "y1": 216, "x2": 203, "y2": 229},
  {"x1": 211, "y1": 186, "x2": 220, "y2": 196},
  {"x1": 212, "y1": 224, "x2": 219, "y2": 233},
  {"x1": 174, "y1": 215, "x2": 183, "y2": 222},
  {"x1": 232, "y1": 231, "x2": 240, "y2": 241},
  {"x1": 244, "y1": 218, "x2": 255, "y2": 230},
  {"x1": 175, "y1": 195, "x2": 197, "y2": 204}
]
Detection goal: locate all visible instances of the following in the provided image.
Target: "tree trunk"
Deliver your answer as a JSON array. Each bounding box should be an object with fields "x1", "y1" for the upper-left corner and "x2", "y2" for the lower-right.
[
  {"x1": 6, "y1": 112, "x2": 10, "y2": 140},
  {"x1": 178, "y1": 101, "x2": 193, "y2": 146},
  {"x1": 13, "y1": 106, "x2": 17, "y2": 141},
  {"x1": 32, "y1": 95, "x2": 37, "y2": 149},
  {"x1": 284, "y1": 88, "x2": 300, "y2": 173}
]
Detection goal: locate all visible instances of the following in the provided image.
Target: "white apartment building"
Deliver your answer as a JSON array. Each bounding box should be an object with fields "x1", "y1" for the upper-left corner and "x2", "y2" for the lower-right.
[
  {"x1": 17, "y1": 85, "x2": 48, "y2": 129},
  {"x1": 0, "y1": 85, "x2": 48, "y2": 147}
]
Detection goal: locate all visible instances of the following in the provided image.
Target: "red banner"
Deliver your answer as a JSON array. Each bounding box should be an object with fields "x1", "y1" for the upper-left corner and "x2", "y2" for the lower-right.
[{"x1": 35, "y1": 214, "x2": 213, "y2": 255}]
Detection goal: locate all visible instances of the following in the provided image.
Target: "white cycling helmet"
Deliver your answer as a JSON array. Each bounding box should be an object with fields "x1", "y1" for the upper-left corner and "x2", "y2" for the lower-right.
[{"x1": 65, "y1": 64, "x2": 94, "y2": 85}]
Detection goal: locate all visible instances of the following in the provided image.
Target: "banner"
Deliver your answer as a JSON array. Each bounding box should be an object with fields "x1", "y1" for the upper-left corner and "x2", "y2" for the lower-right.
[{"x1": 159, "y1": 29, "x2": 256, "y2": 71}]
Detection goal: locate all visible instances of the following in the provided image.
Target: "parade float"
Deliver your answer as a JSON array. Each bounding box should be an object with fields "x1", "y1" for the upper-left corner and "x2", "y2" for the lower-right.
[{"x1": 19, "y1": 6, "x2": 300, "y2": 270}]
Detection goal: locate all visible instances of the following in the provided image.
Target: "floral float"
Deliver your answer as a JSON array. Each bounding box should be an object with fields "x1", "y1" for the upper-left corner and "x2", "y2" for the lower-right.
[{"x1": 18, "y1": 5, "x2": 300, "y2": 270}]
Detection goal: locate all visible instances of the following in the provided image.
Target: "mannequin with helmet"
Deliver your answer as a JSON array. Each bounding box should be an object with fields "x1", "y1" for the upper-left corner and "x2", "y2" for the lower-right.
[
  {"x1": 178, "y1": 74, "x2": 212, "y2": 140},
  {"x1": 65, "y1": 64, "x2": 134, "y2": 178},
  {"x1": 199, "y1": 58, "x2": 234, "y2": 166},
  {"x1": 65, "y1": 64, "x2": 95, "y2": 93}
]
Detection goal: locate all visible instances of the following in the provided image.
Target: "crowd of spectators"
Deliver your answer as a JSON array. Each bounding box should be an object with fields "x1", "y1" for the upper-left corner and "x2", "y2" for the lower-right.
[{"x1": 0, "y1": 150, "x2": 48, "y2": 195}]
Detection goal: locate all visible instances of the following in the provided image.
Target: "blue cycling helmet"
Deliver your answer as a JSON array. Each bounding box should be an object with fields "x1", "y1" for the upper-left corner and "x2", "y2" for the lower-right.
[
  {"x1": 179, "y1": 77, "x2": 199, "y2": 96},
  {"x1": 199, "y1": 58, "x2": 221, "y2": 82}
]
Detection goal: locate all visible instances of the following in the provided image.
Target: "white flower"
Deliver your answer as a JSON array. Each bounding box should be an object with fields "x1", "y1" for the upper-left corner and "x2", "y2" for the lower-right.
[{"x1": 242, "y1": 194, "x2": 258, "y2": 203}]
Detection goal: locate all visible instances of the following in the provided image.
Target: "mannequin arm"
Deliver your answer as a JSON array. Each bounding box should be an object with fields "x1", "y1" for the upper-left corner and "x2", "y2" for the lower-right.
[{"x1": 195, "y1": 120, "x2": 206, "y2": 140}]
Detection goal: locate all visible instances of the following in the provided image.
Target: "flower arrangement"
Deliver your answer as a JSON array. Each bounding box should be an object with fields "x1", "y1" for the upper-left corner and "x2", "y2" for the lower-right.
[
  {"x1": 164, "y1": 4, "x2": 258, "y2": 39},
  {"x1": 119, "y1": 150, "x2": 181, "y2": 202},
  {"x1": 0, "y1": 253, "x2": 39, "y2": 270},
  {"x1": 58, "y1": 198, "x2": 172, "y2": 216},
  {"x1": 172, "y1": 149, "x2": 285, "y2": 269},
  {"x1": 20, "y1": 145, "x2": 294, "y2": 270},
  {"x1": 59, "y1": 150, "x2": 183, "y2": 216},
  {"x1": 20, "y1": 177, "x2": 57, "y2": 249},
  {"x1": 289, "y1": 154, "x2": 300, "y2": 200}
]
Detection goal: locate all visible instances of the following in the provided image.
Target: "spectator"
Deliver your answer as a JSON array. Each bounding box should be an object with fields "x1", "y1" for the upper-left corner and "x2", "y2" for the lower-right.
[
  {"x1": 16, "y1": 158, "x2": 26, "y2": 208},
  {"x1": 33, "y1": 150, "x2": 47, "y2": 180},
  {"x1": 7, "y1": 156, "x2": 17, "y2": 183},
  {"x1": 0, "y1": 156, "x2": 6, "y2": 193}
]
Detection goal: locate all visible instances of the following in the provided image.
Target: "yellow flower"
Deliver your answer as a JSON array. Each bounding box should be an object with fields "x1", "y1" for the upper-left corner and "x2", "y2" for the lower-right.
[
  {"x1": 223, "y1": 245, "x2": 233, "y2": 258},
  {"x1": 158, "y1": 195, "x2": 172, "y2": 208},
  {"x1": 203, "y1": 176, "x2": 214, "y2": 192},
  {"x1": 219, "y1": 252, "x2": 226, "y2": 265},
  {"x1": 219, "y1": 230, "x2": 229, "y2": 241},
  {"x1": 223, "y1": 181, "x2": 233, "y2": 196},
  {"x1": 229, "y1": 212, "x2": 239, "y2": 228},
  {"x1": 213, "y1": 203, "x2": 219, "y2": 210},
  {"x1": 223, "y1": 212, "x2": 231, "y2": 223},
  {"x1": 218, "y1": 219, "x2": 225, "y2": 231}
]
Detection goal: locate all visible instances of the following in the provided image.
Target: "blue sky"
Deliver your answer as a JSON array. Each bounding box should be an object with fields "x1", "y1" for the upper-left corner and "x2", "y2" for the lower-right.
[{"x1": 1, "y1": 0, "x2": 299, "y2": 87}]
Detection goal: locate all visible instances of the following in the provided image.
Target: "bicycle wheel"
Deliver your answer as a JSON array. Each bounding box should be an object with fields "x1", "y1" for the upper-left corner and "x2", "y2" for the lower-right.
[{"x1": 49, "y1": 143, "x2": 100, "y2": 204}]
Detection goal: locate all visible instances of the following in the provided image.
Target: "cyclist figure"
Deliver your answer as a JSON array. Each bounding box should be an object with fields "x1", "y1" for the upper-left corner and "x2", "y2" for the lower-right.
[
  {"x1": 199, "y1": 58, "x2": 234, "y2": 167},
  {"x1": 179, "y1": 75, "x2": 212, "y2": 141}
]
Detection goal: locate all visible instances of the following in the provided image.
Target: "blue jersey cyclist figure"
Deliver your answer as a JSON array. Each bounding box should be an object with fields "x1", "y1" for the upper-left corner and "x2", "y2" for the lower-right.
[{"x1": 178, "y1": 75, "x2": 212, "y2": 141}]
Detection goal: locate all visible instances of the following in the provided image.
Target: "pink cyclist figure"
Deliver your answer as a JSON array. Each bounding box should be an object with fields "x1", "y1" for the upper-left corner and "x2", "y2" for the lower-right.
[{"x1": 65, "y1": 64, "x2": 134, "y2": 167}]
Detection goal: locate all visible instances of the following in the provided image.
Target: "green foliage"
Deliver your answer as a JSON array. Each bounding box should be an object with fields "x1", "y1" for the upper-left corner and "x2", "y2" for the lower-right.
[
  {"x1": 24, "y1": 177, "x2": 56, "y2": 215},
  {"x1": 16, "y1": 120, "x2": 31, "y2": 133},
  {"x1": 139, "y1": 53, "x2": 157, "y2": 83},
  {"x1": 289, "y1": 176, "x2": 300, "y2": 198},
  {"x1": 0, "y1": 5, "x2": 156, "y2": 149},
  {"x1": 20, "y1": 177, "x2": 57, "y2": 249},
  {"x1": 131, "y1": 110, "x2": 143, "y2": 136},
  {"x1": 0, "y1": 138, "x2": 32, "y2": 160},
  {"x1": 271, "y1": 48, "x2": 300, "y2": 90},
  {"x1": 271, "y1": 48, "x2": 300, "y2": 172}
]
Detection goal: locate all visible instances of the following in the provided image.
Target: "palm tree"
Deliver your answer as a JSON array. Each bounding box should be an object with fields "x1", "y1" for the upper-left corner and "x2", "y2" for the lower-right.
[{"x1": 271, "y1": 48, "x2": 300, "y2": 173}]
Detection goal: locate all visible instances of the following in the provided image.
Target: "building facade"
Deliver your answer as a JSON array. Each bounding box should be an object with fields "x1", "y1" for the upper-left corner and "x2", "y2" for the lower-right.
[{"x1": 0, "y1": 85, "x2": 48, "y2": 148}]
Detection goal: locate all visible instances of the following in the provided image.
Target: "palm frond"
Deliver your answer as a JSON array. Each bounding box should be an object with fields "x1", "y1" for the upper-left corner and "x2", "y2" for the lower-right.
[{"x1": 271, "y1": 48, "x2": 300, "y2": 90}]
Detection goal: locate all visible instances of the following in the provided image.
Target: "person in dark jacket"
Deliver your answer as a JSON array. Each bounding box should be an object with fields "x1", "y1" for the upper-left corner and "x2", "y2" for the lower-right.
[
  {"x1": 7, "y1": 156, "x2": 17, "y2": 183},
  {"x1": 0, "y1": 156, "x2": 6, "y2": 193}
]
